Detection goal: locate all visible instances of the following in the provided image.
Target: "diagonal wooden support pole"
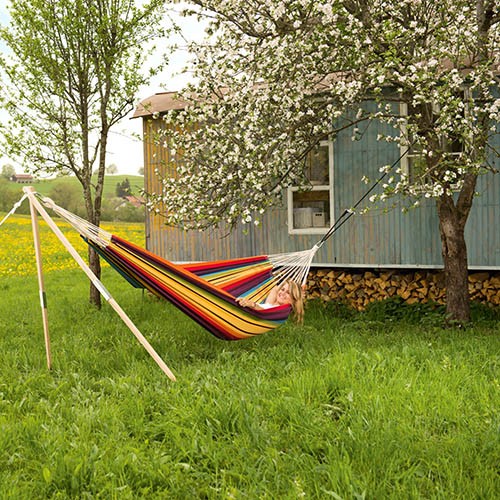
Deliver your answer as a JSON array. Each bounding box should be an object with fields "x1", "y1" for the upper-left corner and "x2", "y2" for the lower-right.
[
  {"x1": 23, "y1": 187, "x2": 176, "y2": 382},
  {"x1": 27, "y1": 190, "x2": 52, "y2": 370}
]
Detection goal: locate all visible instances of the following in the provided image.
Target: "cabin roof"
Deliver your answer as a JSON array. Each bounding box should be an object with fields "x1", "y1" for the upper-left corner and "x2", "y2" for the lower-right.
[
  {"x1": 132, "y1": 92, "x2": 188, "y2": 118},
  {"x1": 124, "y1": 195, "x2": 144, "y2": 207},
  {"x1": 134, "y1": 56, "x2": 500, "y2": 120}
]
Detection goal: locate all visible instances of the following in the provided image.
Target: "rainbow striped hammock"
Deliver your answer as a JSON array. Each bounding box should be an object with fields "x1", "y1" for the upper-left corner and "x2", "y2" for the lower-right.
[{"x1": 37, "y1": 194, "x2": 321, "y2": 341}]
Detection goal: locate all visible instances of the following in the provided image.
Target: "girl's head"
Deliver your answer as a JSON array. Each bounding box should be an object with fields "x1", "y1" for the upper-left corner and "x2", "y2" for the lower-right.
[{"x1": 277, "y1": 280, "x2": 304, "y2": 324}]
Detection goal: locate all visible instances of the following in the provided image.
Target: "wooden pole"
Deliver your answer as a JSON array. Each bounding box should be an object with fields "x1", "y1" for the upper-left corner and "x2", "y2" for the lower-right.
[
  {"x1": 27, "y1": 189, "x2": 52, "y2": 370},
  {"x1": 22, "y1": 187, "x2": 176, "y2": 382}
]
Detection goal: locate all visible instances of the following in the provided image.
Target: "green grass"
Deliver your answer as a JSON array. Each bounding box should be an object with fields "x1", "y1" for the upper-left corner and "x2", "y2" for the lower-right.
[{"x1": 0, "y1": 269, "x2": 499, "y2": 499}]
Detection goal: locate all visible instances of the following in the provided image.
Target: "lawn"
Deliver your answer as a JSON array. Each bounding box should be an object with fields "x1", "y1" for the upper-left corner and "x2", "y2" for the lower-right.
[{"x1": 0, "y1": 214, "x2": 499, "y2": 499}]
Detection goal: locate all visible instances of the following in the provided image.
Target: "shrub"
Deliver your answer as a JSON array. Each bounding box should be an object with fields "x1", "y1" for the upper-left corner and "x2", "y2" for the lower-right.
[{"x1": 361, "y1": 296, "x2": 445, "y2": 324}]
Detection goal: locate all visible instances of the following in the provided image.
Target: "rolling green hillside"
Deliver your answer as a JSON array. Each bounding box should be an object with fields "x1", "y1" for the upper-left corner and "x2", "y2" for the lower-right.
[
  {"x1": 2, "y1": 174, "x2": 145, "y2": 222},
  {"x1": 5, "y1": 174, "x2": 144, "y2": 198}
]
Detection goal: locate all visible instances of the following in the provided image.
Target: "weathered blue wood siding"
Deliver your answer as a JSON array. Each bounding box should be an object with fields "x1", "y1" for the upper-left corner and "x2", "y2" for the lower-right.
[{"x1": 143, "y1": 105, "x2": 500, "y2": 269}]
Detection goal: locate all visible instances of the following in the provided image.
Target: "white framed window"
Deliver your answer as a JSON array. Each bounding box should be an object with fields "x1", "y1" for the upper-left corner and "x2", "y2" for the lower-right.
[
  {"x1": 287, "y1": 140, "x2": 334, "y2": 234},
  {"x1": 400, "y1": 100, "x2": 465, "y2": 189},
  {"x1": 400, "y1": 101, "x2": 424, "y2": 184}
]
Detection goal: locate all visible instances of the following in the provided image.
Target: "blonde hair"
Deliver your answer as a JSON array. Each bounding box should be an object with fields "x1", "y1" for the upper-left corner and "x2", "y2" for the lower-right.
[{"x1": 283, "y1": 280, "x2": 304, "y2": 324}]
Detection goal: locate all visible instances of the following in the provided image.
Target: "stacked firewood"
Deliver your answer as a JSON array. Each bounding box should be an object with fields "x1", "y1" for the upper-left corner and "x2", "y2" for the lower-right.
[{"x1": 306, "y1": 269, "x2": 500, "y2": 310}]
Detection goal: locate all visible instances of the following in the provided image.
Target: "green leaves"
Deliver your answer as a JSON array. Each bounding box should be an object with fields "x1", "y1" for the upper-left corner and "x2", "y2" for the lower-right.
[{"x1": 0, "y1": 0, "x2": 169, "y2": 220}]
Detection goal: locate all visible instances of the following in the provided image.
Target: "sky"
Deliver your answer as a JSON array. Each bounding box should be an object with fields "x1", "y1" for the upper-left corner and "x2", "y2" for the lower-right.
[
  {"x1": 0, "y1": 2, "x2": 205, "y2": 176},
  {"x1": 107, "y1": 5, "x2": 206, "y2": 175}
]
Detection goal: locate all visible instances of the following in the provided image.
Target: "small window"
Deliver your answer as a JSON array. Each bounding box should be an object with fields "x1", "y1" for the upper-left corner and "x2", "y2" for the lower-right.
[
  {"x1": 288, "y1": 141, "x2": 333, "y2": 234},
  {"x1": 400, "y1": 100, "x2": 465, "y2": 189}
]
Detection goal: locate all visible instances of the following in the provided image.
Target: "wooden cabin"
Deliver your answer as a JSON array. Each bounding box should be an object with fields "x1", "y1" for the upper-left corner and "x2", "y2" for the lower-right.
[
  {"x1": 133, "y1": 92, "x2": 500, "y2": 307},
  {"x1": 10, "y1": 173, "x2": 34, "y2": 184}
]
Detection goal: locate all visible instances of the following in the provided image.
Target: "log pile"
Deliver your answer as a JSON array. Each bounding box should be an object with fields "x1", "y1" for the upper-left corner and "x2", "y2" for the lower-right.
[{"x1": 306, "y1": 269, "x2": 500, "y2": 310}]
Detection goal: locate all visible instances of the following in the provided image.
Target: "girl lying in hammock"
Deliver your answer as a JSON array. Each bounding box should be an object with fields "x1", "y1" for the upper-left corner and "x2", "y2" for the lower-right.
[{"x1": 236, "y1": 279, "x2": 304, "y2": 323}]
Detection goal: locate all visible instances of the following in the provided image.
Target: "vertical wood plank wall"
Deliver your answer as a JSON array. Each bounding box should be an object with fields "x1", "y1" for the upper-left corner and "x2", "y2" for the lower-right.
[{"x1": 143, "y1": 110, "x2": 500, "y2": 269}]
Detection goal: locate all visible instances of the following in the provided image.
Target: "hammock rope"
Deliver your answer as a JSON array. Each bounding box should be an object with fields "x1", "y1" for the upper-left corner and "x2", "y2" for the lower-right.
[
  {"x1": 35, "y1": 192, "x2": 321, "y2": 287},
  {"x1": 36, "y1": 194, "x2": 113, "y2": 248},
  {"x1": 316, "y1": 146, "x2": 412, "y2": 247},
  {"x1": 0, "y1": 193, "x2": 28, "y2": 228}
]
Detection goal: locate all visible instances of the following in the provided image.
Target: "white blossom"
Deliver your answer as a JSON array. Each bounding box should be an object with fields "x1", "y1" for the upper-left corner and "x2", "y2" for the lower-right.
[{"x1": 143, "y1": 0, "x2": 499, "y2": 230}]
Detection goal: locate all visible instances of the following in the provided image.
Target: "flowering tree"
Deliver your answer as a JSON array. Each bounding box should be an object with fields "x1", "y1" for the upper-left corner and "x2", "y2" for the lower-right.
[
  {"x1": 147, "y1": 0, "x2": 500, "y2": 322},
  {"x1": 0, "y1": 0, "x2": 168, "y2": 307}
]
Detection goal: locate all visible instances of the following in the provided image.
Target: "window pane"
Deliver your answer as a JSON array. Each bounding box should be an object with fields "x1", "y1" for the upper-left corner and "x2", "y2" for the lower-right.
[
  {"x1": 306, "y1": 145, "x2": 329, "y2": 185},
  {"x1": 292, "y1": 190, "x2": 330, "y2": 228},
  {"x1": 408, "y1": 155, "x2": 428, "y2": 184}
]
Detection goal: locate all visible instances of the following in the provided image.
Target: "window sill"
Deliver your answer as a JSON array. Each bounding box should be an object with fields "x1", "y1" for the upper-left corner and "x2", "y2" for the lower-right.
[{"x1": 288, "y1": 227, "x2": 330, "y2": 236}]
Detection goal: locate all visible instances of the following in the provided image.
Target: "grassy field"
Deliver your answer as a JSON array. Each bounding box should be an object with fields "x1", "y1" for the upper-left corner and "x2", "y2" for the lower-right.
[
  {"x1": 5, "y1": 174, "x2": 144, "y2": 198},
  {"x1": 0, "y1": 214, "x2": 144, "y2": 277},
  {"x1": 0, "y1": 214, "x2": 499, "y2": 499}
]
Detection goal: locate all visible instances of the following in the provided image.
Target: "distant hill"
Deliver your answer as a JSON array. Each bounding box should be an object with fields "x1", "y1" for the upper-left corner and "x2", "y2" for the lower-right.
[{"x1": 6, "y1": 174, "x2": 144, "y2": 199}]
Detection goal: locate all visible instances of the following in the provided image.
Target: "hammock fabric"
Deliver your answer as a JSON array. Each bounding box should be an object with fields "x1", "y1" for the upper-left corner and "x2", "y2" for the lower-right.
[
  {"x1": 89, "y1": 235, "x2": 292, "y2": 340},
  {"x1": 34, "y1": 193, "x2": 319, "y2": 341}
]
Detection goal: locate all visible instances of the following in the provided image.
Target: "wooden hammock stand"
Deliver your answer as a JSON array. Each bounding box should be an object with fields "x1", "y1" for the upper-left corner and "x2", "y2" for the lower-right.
[{"x1": 23, "y1": 187, "x2": 176, "y2": 381}]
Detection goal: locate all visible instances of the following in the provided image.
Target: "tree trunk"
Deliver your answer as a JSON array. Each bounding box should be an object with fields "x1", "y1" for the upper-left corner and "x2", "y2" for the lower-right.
[
  {"x1": 88, "y1": 245, "x2": 102, "y2": 307},
  {"x1": 81, "y1": 182, "x2": 102, "y2": 309},
  {"x1": 437, "y1": 199, "x2": 470, "y2": 323},
  {"x1": 88, "y1": 118, "x2": 110, "y2": 309}
]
